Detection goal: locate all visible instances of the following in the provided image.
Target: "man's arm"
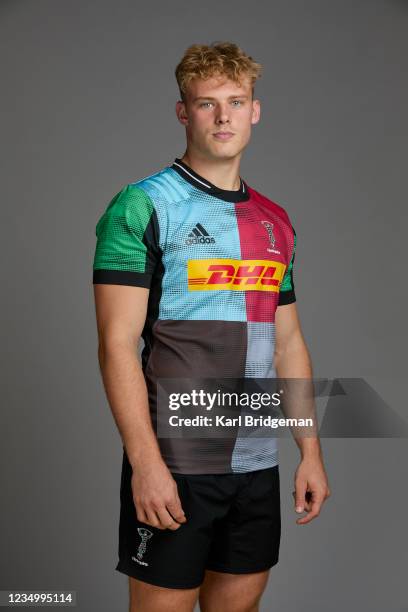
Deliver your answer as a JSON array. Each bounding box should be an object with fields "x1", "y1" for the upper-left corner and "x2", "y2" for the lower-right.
[
  {"x1": 93, "y1": 283, "x2": 186, "y2": 531},
  {"x1": 274, "y1": 302, "x2": 331, "y2": 525}
]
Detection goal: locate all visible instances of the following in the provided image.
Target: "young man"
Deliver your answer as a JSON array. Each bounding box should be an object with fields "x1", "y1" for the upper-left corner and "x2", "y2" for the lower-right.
[{"x1": 92, "y1": 42, "x2": 331, "y2": 612}]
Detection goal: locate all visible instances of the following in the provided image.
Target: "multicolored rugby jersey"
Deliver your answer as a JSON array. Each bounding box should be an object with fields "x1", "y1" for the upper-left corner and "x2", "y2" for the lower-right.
[{"x1": 93, "y1": 158, "x2": 296, "y2": 474}]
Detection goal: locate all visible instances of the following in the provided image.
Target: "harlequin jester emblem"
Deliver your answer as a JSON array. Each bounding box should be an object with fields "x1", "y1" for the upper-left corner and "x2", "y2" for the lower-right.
[
  {"x1": 261, "y1": 221, "x2": 276, "y2": 252},
  {"x1": 137, "y1": 527, "x2": 153, "y2": 561}
]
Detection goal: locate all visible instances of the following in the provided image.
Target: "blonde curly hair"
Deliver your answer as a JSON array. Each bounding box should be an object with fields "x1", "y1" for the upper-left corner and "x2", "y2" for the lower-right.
[{"x1": 175, "y1": 41, "x2": 262, "y2": 102}]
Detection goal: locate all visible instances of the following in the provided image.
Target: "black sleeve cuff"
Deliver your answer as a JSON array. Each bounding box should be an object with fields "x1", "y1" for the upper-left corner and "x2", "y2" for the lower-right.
[
  {"x1": 93, "y1": 269, "x2": 151, "y2": 288},
  {"x1": 278, "y1": 290, "x2": 296, "y2": 306}
]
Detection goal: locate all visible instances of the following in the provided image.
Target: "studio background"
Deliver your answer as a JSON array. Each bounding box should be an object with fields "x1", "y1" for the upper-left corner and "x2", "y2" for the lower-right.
[{"x1": 1, "y1": 1, "x2": 407, "y2": 610}]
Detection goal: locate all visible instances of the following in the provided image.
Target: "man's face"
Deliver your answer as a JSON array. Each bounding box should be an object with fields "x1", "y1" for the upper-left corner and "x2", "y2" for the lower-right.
[{"x1": 176, "y1": 74, "x2": 261, "y2": 161}]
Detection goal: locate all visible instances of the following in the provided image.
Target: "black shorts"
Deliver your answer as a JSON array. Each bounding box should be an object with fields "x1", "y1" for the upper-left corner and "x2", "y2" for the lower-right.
[{"x1": 115, "y1": 449, "x2": 281, "y2": 589}]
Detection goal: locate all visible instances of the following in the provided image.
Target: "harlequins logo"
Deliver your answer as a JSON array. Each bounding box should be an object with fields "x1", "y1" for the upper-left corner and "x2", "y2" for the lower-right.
[
  {"x1": 186, "y1": 223, "x2": 216, "y2": 245},
  {"x1": 261, "y1": 220, "x2": 280, "y2": 254},
  {"x1": 131, "y1": 527, "x2": 153, "y2": 567}
]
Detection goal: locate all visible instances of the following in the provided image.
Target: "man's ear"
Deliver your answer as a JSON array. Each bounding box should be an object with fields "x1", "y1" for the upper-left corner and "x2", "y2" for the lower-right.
[
  {"x1": 251, "y1": 98, "x2": 261, "y2": 125},
  {"x1": 175, "y1": 100, "x2": 189, "y2": 126}
]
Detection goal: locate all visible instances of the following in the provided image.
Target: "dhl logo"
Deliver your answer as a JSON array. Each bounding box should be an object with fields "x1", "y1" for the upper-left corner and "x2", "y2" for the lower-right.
[{"x1": 188, "y1": 259, "x2": 286, "y2": 292}]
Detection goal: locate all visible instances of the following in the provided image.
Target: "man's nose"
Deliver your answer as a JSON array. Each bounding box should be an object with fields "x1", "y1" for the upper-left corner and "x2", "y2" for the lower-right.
[{"x1": 215, "y1": 105, "x2": 230, "y2": 124}]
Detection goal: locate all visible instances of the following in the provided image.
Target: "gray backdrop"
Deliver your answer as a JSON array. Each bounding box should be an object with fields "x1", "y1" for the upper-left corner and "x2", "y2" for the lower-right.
[{"x1": 1, "y1": 0, "x2": 407, "y2": 610}]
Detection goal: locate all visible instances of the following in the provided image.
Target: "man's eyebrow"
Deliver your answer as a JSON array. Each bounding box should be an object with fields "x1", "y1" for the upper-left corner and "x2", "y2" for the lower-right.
[{"x1": 193, "y1": 95, "x2": 249, "y2": 102}]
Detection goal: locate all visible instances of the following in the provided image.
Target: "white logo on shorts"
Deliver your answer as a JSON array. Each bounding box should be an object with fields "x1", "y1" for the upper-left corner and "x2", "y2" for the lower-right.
[{"x1": 132, "y1": 527, "x2": 153, "y2": 566}]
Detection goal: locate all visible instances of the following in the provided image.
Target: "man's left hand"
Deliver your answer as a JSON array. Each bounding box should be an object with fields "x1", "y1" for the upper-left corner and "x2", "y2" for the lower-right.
[{"x1": 292, "y1": 456, "x2": 331, "y2": 525}]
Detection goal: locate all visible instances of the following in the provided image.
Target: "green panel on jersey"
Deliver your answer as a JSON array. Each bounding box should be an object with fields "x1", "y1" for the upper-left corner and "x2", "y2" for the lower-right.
[
  {"x1": 280, "y1": 231, "x2": 296, "y2": 292},
  {"x1": 93, "y1": 184, "x2": 155, "y2": 274}
]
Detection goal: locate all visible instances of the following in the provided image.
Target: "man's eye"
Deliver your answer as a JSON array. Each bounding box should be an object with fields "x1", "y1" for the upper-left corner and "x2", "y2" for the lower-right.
[{"x1": 199, "y1": 100, "x2": 243, "y2": 108}]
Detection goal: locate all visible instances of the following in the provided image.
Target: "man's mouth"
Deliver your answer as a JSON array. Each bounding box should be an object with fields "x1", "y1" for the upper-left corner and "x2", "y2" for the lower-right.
[{"x1": 213, "y1": 132, "x2": 234, "y2": 141}]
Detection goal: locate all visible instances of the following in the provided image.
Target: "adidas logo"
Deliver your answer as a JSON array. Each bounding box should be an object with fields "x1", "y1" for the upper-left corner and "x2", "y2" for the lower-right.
[{"x1": 185, "y1": 223, "x2": 216, "y2": 245}]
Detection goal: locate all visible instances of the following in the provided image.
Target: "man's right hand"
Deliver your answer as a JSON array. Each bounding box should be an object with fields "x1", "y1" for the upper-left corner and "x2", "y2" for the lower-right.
[{"x1": 131, "y1": 460, "x2": 187, "y2": 530}]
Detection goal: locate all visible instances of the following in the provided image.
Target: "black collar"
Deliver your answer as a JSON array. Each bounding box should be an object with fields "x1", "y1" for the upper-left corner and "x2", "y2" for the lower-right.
[{"x1": 171, "y1": 158, "x2": 249, "y2": 203}]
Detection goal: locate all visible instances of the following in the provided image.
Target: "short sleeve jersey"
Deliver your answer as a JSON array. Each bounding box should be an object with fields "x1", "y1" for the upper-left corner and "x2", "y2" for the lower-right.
[{"x1": 93, "y1": 158, "x2": 296, "y2": 474}]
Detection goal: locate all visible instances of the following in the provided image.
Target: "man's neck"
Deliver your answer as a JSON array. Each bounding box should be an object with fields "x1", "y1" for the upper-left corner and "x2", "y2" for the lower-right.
[{"x1": 180, "y1": 151, "x2": 242, "y2": 191}]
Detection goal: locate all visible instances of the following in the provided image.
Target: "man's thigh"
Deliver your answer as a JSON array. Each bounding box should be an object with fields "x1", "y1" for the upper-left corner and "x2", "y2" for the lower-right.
[
  {"x1": 199, "y1": 569, "x2": 270, "y2": 612},
  {"x1": 129, "y1": 576, "x2": 200, "y2": 612}
]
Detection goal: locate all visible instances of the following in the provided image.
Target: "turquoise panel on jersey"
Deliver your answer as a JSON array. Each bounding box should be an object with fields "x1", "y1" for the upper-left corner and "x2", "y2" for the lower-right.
[{"x1": 137, "y1": 167, "x2": 247, "y2": 322}]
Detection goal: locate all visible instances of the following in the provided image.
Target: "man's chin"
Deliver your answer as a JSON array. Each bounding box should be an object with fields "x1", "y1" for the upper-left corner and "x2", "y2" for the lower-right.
[{"x1": 207, "y1": 147, "x2": 243, "y2": 161}]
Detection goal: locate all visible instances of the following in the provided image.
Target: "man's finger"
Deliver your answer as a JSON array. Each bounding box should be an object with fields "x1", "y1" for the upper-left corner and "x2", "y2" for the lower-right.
[
  {"x1": 156, "y1": 506, "x2": 181, "y2": 530},
  {"x1": 135, "y1": 506, "x2": 148, "y2": 524},
  {"x1": 294, "y1": 479, "x2": 307, "y2": 513},
  {"x1": 296, "y1": 492, "x2": 324, "y2": 525},
  {"x1": 145, "y1": 508, "x2": 163, "y2": 529},
  {"x1": 292, "y1": 489, "x2": 312, "y2": 512},
  {"x1": 303, "y1": 498, "x2": 313, "y2": 512},
  {"x1": 166, "y1": 499, "x2": 187, "y2": 523}
]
